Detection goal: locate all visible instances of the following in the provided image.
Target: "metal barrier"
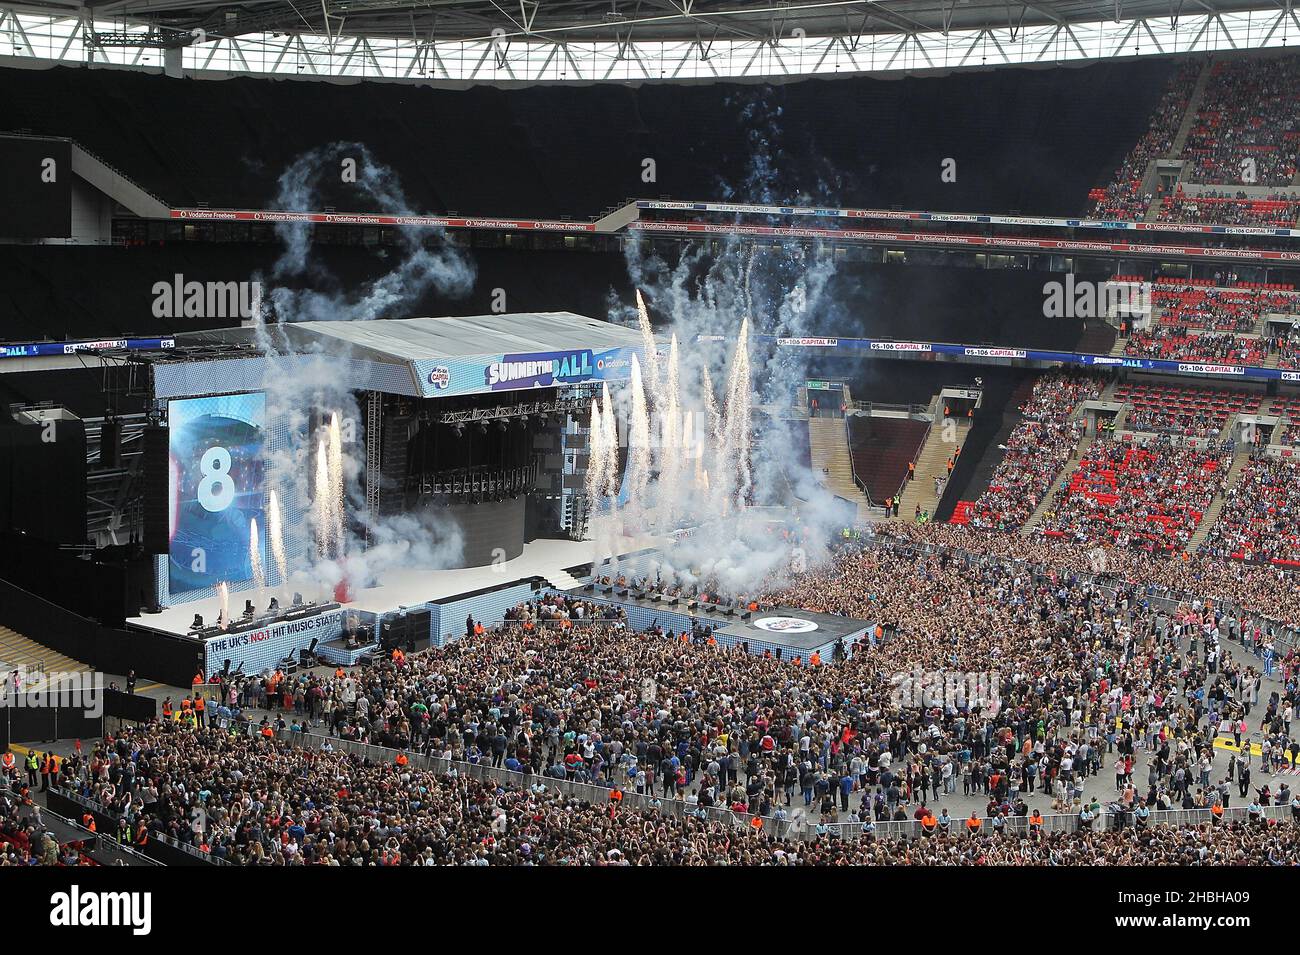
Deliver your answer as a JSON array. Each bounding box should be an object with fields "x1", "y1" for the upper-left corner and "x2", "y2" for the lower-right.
[{"x1": 50, "y1": 786, "x2": 229, "y2": 866}]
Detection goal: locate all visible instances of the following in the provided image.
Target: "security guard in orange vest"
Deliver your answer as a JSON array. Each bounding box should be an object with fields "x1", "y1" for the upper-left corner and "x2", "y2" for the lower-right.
[
  {"x1": 1029, "y1": 809, "x2": 1044, "y2": 833},
  {"x1": 966, "y1": 813, "x2": 983, "y2": 835},
  {"x1": 161, "y1": 697, "x2": 174, "y2": 721},
  {"x1": 81, "y1": 813, "x2": 96, "y2": 833},
  {"x1": 194, "y1": 693, "x2": 205, "y2": 728},
  {"x1": 39, "y1": 753, "x2": 52, "y2": 792},
  {"x1": 921, "y1": 812, "x2": 938, "y2": 837},
  {"x1": 0, "y1": 751, "x2": 14, "y2": 783}
]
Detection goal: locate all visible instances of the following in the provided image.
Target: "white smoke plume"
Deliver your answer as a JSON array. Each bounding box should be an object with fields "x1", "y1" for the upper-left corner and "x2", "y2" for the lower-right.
[
  {"x1": 241, "y1": 144, "x2": 472, "y2": 601},
  {"x1": 594, "y1": 96, "x2": 856, "y2": 595}
]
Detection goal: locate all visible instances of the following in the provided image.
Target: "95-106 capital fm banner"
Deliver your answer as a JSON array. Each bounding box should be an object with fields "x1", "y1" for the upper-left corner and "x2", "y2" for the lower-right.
[{"x1": 167, "y1": 393, "x2": 266, "y2": 597}]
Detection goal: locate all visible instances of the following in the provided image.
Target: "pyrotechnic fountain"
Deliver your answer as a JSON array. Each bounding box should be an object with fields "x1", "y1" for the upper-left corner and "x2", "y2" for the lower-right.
[
  {"x1": 626, "y1": 355, "x2": 652, "y2": 513},
  {"x1": 218, "y1": 581, "x2": 230, "y2": 630},
  {"x1": 328, "y1": 412, "x2": 345, "y2": 555},
  {"x1": 249, "y1": 517, "x2": 266, "y2": 590},
  {"x1": 267, "y1": 489, "x2": 288, "y2": 586},
  {"x1": 314, "y1": 437, "x2": 332, "y2": 557}
]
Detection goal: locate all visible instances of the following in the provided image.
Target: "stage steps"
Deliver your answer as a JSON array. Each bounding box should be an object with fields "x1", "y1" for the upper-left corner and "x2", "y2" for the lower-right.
[
  {"x1": 807, "y1": 417, "x2": 864, "y2": 504},
  {"x1": 1186, "y1": 448, "x2": 1252, "y2": 553},
  {"x1": 545, "y1": 569, "x2": 586, "y2": 591},
  {"x1": 0, "y1": 626, "x2": 90, "y2": 680},
  {"x1": 893, "y1": 417, "x2": 971, "y2": 522}
]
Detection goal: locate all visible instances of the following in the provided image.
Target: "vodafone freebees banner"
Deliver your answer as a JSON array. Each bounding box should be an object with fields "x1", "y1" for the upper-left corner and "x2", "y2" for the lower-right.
[
  {"x1": 628, "y1": 220, "x2": 1300, "y2": 262},
  {"x1": 171, "y1": 209, "x2": 597, "y2": 232},
  {"x1": 172, "y1": 205, "x2": 1299, "y2": 261},
  {"x1": 635, "y1": 199, "x2": 1300, "y2": 238}
]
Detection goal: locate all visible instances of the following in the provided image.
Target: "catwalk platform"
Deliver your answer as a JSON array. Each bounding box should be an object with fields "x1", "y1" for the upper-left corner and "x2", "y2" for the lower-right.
[{"x1": 125, "y1": 533, "x2": 666, "y2": 640}]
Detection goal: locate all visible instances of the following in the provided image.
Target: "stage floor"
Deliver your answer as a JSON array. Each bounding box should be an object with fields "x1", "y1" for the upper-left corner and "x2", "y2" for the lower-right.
[
  {"x1": 127, "y1": 533, "x2": 665, "y2": 638},
  {"x1": 713, "y1": 607, "x2": 872, "y2": 652}
]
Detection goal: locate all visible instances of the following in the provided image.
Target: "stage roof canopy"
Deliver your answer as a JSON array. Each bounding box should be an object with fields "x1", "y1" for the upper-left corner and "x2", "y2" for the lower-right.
[
  {"x1": 268, "y1": 312, "x2": 645, "y2": 365},
  {"x1": 168, "y1": 312, "x2": 650, "y2": 399}
]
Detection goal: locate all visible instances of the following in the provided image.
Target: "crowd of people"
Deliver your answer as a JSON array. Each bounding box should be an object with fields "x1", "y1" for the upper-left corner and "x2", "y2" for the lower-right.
[
  {"x1": 43, "y1": 509, "x2": 1300, "y2": 865},
  {"x1": 1201, "y1": 453, "x2": 1300, "y2": 565},
  {"x1": 1152, "y1": 284, "x2": 1289, "y2": 334},
  {"x1": 966, "y1": 374, "x2": 1102, "y2": 531},
  {"x1": 1087, "y1": 62, "x2": 1199, "y2": 220},
  {"x1": 1182, "y1": 57, "x2": 1300, "y2": 186},
  {"x1": 1088, "y1": 55, "x2": 1300, "y2": 224},
  {"x1": 1123, "y1": 327, "x2": 1268, "y2": 364},
  {"x1": 1155, "y1": 189, "x2": 1300, "y2": 227},
  {"x1": 1036, "y1": 434, "x2": 1230, "y2": 549}
]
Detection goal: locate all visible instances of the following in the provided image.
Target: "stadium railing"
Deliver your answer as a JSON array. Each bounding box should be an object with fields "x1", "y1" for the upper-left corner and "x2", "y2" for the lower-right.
[{"x1": 48, "y1": 786, "x2": 229, "y2": 866}]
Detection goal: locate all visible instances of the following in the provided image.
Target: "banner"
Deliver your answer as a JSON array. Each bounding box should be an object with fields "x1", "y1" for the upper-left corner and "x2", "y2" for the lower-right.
[
  {"x1": 630, "y1": 220, "x2": 1300, "y2": 263},
  {"x1": 635, "y1": 199, "x2": 1300, "y2": 238},
  {"x1": 711, "y1": 334, "x2": 1296, "y2": 382},
  {"x1": 203, "y1": 608, "x2": 346, "y2": 677}
]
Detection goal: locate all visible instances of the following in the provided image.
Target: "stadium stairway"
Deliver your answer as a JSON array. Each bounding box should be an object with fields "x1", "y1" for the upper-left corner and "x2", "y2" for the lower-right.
[
  {"x1": 894, "y1": 417, "x2": 972, "y2": 522},
  {"x1": 808, "y1": 417, "x2": 867, "y2": 513},
  {"x1": 1185, "y1": 447, "x2": 1252, "y2": 553},
  {"x1": 1020, "y1": 428, "x2": 1097, "y2": 536},
  {"x1": 0, "y1": 625, "x2": 90, "y2": 680},
  {"x1": 1169, "y1": 58, "x2": 1214, "y2": 159}
]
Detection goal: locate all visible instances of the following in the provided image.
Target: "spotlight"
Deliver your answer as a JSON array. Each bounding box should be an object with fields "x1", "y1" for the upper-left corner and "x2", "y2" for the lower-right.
[
  {"x1": 292, "y1": 592, "x2": 304, "y2": 606},
  {"x1": 243, "y1": 600, "x2": 255, "y2": 617},
  {"x1": 268, "y1": 597, "x2": 280, "y2": 612},
  {"x1": 496, "y1": 420, "x2": 508, "y2": 432},
  {"x1": 477, "y1": 423, "x2": 488, "y2": 434},
  {"x1": 192, "y1": 614, "x2": 204, "y2": 630}
]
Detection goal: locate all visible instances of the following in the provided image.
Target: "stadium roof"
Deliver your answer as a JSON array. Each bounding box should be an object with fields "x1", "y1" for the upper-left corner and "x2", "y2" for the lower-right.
[
  {"x1": 5, "y1": 0, "x2": 1293, "y2": 83},
  {"x1": 27, "y1": 0, "x2": 1282, "y2": 44}
]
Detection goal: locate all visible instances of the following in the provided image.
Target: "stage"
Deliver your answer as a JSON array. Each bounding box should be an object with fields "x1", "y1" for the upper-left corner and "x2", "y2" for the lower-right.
[
  {"x1": 127, "y1": 533, "x2": 666, "y2": 638},
  {"x1": 569, "y1": 588, "x2": 874, "y2": 660}
]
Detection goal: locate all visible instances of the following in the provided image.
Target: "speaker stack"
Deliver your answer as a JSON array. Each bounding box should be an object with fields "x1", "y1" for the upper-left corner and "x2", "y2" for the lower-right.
[{"x1": 141, "y1": 424, "x2": 170, "y2": 554}]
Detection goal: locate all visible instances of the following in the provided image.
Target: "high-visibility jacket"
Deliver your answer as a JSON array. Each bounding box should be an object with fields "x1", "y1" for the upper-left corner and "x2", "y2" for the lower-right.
[
  {"x1": 966, "y1": 817, "x2": 982, "y2": 832},
  {"x1": 161, "y1": 701, "x2": 173, "y2": 719},
  {"x1": 1, "y1": 753, "x2": 14, "y2": 770},
  {"x1": 194, "y1": 696, "x2": 205, "y2": 712},
  {"x1": 25, "y1": 753, "x2": 39, "y2": 772},
  {"x1": 921, "y1": 815, "x2": 937, "y2": 832}
]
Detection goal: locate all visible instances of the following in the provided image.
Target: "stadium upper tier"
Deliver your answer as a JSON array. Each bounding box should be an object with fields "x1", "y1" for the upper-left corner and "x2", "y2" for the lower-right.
[
  {"x1": 0, "y1": 58, "x2": 1170, "y2": 218},
  {"x1": 1089, "y1": 53, "x2": 1300, "y2": 225}
]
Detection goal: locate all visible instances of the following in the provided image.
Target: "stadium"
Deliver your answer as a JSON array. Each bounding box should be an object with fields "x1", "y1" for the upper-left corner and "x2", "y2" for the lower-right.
[{"x1": 0, "y1": 0, "x2": 1299, "y2": 906}]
